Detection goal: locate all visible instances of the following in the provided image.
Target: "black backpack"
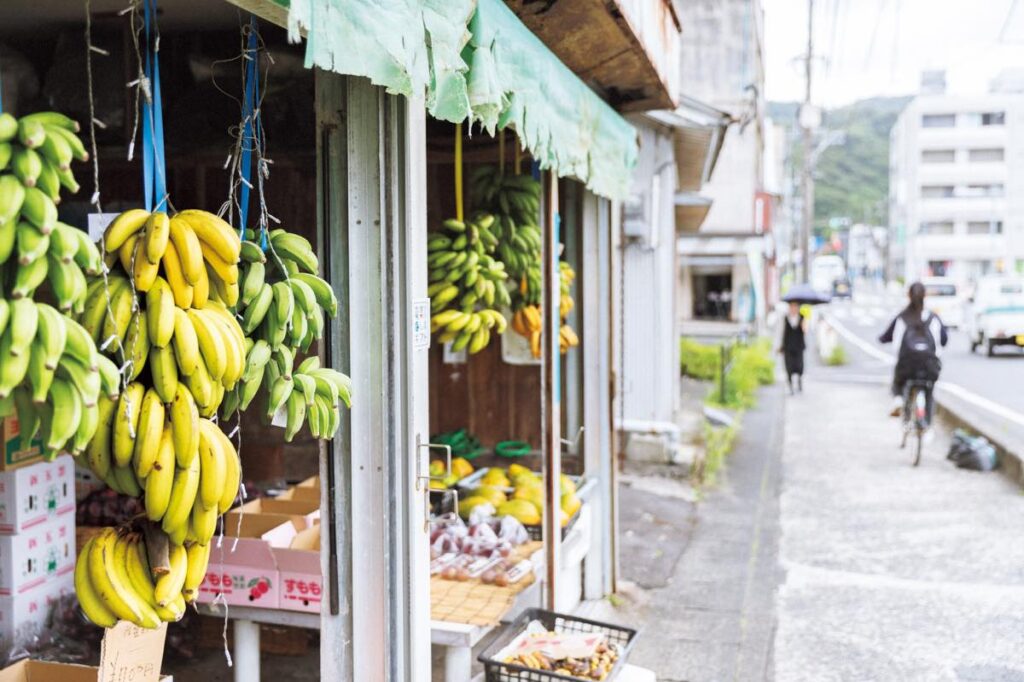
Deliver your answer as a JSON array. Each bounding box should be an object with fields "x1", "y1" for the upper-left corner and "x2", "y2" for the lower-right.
[{"x1": 900, "y1": 312, "x2": 941, "y2": 379}]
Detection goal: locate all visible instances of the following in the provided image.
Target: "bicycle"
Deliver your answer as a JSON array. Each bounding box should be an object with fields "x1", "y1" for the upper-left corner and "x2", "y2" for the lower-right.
[{"x1": 900, "y1": 379, "x2": 934, "y2": 466}]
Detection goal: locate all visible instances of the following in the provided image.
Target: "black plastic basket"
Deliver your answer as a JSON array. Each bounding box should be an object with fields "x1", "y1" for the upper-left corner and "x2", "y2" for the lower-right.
[{"x1": 478, "y1": 607, "x2": 638, "y2": 682}]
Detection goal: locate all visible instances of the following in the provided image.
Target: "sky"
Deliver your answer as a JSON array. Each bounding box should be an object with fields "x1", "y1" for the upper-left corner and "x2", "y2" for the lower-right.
[{"x1": 765, "y1": 0, "x2": 1024, "y2": 107}]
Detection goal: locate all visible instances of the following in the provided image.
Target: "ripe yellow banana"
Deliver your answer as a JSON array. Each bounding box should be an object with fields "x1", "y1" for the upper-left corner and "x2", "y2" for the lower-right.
[
  {"x1": 132, "y1": 236, "x2": 160, "y2": 292},
  {"x1": 144, "y1": 211, "x2": 170, "y2": 264},
  {"x1": 169, "y1": 383, "x2": 200, "y2": 468},
  {"x1": 191, "y1": 501, "x2": 218, "y2": 545},
  {"x1": 217, "y1": 429, "x2": 241, "y2": 514},
  {"x1": 86, "y1": 529, "x2": 146, "y2": 626},
  {"x1": 161, "y1": 457, "x2": 200, "y2": 543},
  {"x1": 132, "y1": 389, "x2": 165, "y2": 479},
  {"x1": 197, "y1": 419, "x2": 227, "y2": 510},
  {"x1": 171, "y1": 307, "x2": 199, "y2": 376},
  {"x1": 203, "y1": 247, "x2": 239, "y2": 285},
  {"x1": 74, "y1": 538, "x2": 118, "y2": 628},
  {"x1": 176, "y1": 210, "x2": 241, "y2": 264},
  {"x1": 145, "y1": 426, "x2": 175, "y2": 522},
  {"x1": 186, "y1": 309, "x2": 226, "y2": 382},
  {"x1": 112, "y1": 534, "x2": 161, "y2": 628},
  {"x1": 149, "y1": 344, "x2": 179, "y2": 404},
  {"x1": 192, "y1": 260, "x2": 210, "y2": 308},
  {"x1": 112, "y1": 382, "x2": 145, "y2": 467},
  {"x1": 183, "y1": 541, "x2": 211, "y2": 602},
  {"x1": 103, "y1": 208, "x2": 150, "y2": 253},
  {"x1": 168, "y1": 216, "x2": 205, "y2": 285},
  {"x1": 161, "y1": 241, "x2": 194, "y2": 308},
  {"x1": 146, "y1": 277, "x2": 175, "y2": 348},
  {"x1": 154, "y1": 543, "x2": 187, "y2": 606}
]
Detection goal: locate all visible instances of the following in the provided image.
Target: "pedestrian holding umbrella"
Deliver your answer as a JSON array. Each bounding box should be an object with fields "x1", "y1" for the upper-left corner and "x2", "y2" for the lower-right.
[{"x1": 778, "y1": 284, "x2": 831, "y2": 394}]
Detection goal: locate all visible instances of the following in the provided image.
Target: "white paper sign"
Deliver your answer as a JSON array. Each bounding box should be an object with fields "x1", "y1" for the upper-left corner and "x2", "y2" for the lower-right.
[
  {"x1": 88, "y1": 212, "x2": 121, "y2": 241},
  {"x1": 413, "y1": 298, "x2": 431, "y2": 350}
]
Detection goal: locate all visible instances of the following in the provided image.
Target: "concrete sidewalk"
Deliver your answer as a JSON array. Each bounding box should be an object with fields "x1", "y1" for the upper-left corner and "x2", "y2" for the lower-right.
[
  {"x1": 615, "y1": 381, "x2": 785, "y2": 681},
  {"x1": 776, "y1": 379, "x2": 1024, "y2": 681}
]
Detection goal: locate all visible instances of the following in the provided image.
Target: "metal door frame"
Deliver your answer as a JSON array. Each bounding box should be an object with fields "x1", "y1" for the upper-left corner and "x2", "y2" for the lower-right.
[{"x1": 316, "y1": 72, "x2": 431, "y2": 682}]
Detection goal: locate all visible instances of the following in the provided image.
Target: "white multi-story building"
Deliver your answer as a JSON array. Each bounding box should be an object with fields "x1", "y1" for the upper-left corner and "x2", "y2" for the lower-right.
[{"x1": 890, "y1": 72, "x2": 1024, "y2": 286}]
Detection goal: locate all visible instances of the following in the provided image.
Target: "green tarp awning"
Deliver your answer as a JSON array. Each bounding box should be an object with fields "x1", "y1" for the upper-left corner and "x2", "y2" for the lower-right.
[{"x1": 286, "y1": 0, "x2": 637, "y2": 200}]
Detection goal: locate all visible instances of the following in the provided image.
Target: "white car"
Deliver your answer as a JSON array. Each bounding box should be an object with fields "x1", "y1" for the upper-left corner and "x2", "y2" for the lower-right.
[
  {"x1": 965, "y1": 276, "x2": 1024, "y2": 356},
  {"x1": 922, "y1": 277, "x2": 963, "y2": 329}
]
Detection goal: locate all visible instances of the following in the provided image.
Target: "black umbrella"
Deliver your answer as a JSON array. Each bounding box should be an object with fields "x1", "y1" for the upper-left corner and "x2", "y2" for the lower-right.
[{"x1": 782, "y1": 283, "x2": 831, "y2": 305}]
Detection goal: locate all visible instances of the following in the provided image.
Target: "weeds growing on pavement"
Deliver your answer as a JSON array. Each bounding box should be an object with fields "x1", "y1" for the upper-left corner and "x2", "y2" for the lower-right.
[
  {"x1": 697, "y1": 419, "x2": 740, "y2": 486},
  {"x1": 826, "y1": 343, "x2": 848, "y2": 366}
]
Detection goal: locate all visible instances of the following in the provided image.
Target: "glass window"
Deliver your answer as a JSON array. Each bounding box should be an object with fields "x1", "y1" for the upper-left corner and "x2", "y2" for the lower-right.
[
  {"x1": 982, "y1": 112, "x2": 1006, "y2": 126},
  {"x1": 968, "y1": 148, "x2": 1004, "y2": 162},
  {"x1": 919, "y1": 221, "x2": 954, "y2": 235},
  {"x1": 921, "y1": 185, "x2": 954, "y2": 198},
  {"x1": 925, "y1": 283, "x2": 957, "y2": 297},
  {"x1": 961, "y1": 184, "x2": 1004, "y2": 197},
  {"x1": 967, "y1": 220, "x2": 1003, "y2": 234},
  {"x1": 921, "y1": 149, "x2": 955, "y2": 163},
  {"x1": 922, "y1": 114, "x2": 956, "y2": 128}
]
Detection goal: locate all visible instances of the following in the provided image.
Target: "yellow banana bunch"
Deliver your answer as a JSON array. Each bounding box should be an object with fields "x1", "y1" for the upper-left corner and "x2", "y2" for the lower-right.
[
  {"x1": 426, "y1": 213, "x2": 510, "y2": 354},
  {"x1": 74, "y1": 525, "x2": 211, "y2": 629},
  {"x1": 102, "y1": 208, "x2": 241, "y2": 304}
]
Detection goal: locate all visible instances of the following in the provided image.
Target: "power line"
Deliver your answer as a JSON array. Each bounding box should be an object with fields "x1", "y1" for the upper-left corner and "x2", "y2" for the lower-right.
[
  {"x1": 1001, "y1": 0, "x2": 1021, "y2": 42},
  {"x1": 863, "y1": 0, "x2": 892, "y2": 70}
]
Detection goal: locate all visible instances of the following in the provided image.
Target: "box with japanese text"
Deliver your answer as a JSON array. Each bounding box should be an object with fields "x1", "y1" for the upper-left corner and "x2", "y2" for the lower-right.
[
  {"x1": 0, "y1": 512, "x2": 75, "y2": 594},
  {"x1": 0, "y1": 455, "x2": 75, "y2": 534},
  {"x1": 271, "y1": 523, "x2": 321, "y2": 614},
  {"x1": 198, "y1": 515, "x2": 281, "y2": 609},
  {"x1": 0, "y1": 570, "x2": 73, "y2": 649}
]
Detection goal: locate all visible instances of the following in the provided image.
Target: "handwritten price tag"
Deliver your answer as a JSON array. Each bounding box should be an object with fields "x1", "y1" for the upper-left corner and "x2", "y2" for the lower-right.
[{"x1": 99, "y1": 621, "x2": 167, "y2": 682}]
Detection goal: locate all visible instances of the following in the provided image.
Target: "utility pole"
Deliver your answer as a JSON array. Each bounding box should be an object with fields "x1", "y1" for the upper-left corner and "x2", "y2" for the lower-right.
[{"x1": 799, "y1": 0, "x2": 815, "y2": 282}]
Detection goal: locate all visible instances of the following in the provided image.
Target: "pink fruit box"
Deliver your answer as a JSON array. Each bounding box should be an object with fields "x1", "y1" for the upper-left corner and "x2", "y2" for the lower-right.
[{"x1": 198, "y1": 511, "x2": 321, "y2": 613}]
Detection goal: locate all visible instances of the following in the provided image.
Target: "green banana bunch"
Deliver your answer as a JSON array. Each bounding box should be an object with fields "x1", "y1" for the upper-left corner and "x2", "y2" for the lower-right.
[
  {"x1": 246, "y1": 357, "x2": 350, "y2": 442},
  {"x1": 468, "y1": 165, "x2": 543, "y2": 308},
  {"x1": 426, "y1": 211, "x2": 509, "y2": 352},
  {"x1": 228, "y1": 226, "x2": 350, "y2": 436}
]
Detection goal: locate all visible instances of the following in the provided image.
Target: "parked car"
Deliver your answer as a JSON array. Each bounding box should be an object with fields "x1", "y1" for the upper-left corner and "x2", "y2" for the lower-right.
[
  {"x1": 832, "y1": 276, "x2": 853, "y2": 299},
  {"x1": 922, "y1": 277, "x2": 962, "y2": 328},
  {"x1": 965, "y1": 276, "x2": 1024, "y2": 356}
]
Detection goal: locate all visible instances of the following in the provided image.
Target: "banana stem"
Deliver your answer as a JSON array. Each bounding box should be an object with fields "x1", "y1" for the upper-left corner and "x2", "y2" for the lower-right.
[
  {"x1": 143, "y1": 521, "x2": 171, "y2": 576},
  {"x1": 455, "y1": 123, "x2": 464, "y2": 223}
]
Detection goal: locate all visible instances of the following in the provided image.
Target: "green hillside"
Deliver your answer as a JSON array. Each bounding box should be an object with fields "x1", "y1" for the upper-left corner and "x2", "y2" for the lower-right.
[{"x1": 768, "y1": 96, "x2": 911, "y2": 232}]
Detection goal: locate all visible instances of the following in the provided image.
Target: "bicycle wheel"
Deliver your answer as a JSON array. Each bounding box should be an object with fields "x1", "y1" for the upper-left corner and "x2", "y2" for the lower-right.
[{"x1": 913, "y1": 427, "x2": 923, "y2": 466}]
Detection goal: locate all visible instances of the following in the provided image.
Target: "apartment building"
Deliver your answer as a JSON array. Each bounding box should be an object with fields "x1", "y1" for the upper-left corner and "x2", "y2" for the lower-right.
[{"x1": 890, "y1": 72, "x2": 1024, "y2": 286}]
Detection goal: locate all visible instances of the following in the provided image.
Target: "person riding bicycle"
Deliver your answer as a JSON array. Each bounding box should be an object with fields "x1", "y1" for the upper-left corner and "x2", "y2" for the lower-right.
[{"x1": 878, "y1": 281, "x2": 948, "y2": 417}]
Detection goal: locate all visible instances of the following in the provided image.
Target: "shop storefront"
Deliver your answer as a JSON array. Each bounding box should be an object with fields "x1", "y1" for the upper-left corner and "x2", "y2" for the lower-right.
[{"x1": 0, "y1": 0, "x2": 672, "y2": 679}]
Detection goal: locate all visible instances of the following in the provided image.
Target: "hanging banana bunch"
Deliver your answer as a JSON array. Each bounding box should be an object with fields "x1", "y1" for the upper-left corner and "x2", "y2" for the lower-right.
[
  {"x1": 468, "y1": 164, "x2": 542, "y2": 308},
  {"x1": 427, "y1": 213, "x2": 510, "y2": 354},
  {"x1": 76, "y1": 524, "x2": 213, "y2": 629},
  {"x1": 0, "y1": 111, "x2": 106, "y2": 458},
  {"x1": 226, "y1": 227, "x2": 351, "y2": 442}
]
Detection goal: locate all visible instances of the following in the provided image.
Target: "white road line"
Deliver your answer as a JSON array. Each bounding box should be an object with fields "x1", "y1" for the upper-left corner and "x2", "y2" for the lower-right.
[{"x1": 826, "y1": 314, "x2": 1024, "y2": 429}]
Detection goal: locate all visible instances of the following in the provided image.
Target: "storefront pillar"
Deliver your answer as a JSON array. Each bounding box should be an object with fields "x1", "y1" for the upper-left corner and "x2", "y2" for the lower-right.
[{"x1": 316, "y1": 71, "x2": 431, "y2": 682}]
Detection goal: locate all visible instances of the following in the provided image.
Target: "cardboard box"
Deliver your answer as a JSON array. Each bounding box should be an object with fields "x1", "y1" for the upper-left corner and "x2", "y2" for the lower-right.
[
  {"x1": 0, "y1": 570, "x2": 74, "y2": 650},
  {"x1": 199, "y1": 515, "x2": 281, "y2": 609},
  {"x1": 271, "y1": 523, "x2": 321, "y2": 614},
  {"x1": 223, "y1": 498, "x2": 320, "y2": 532},
  {"x1": 276, "y1": 485, "x2": 320, "y2": 503},
  {"x1": 0, "y1": 417, "x2": 42, "y2": 472},
  {"x1": 0, "y1": 455, "x2": 75, "y2": 534},
  {"x1": 0, "y1": 622, "x2": 172, "y2": 681},
  {"x1": 0, "y1": 512, "x2": 75, "y2": 595}
]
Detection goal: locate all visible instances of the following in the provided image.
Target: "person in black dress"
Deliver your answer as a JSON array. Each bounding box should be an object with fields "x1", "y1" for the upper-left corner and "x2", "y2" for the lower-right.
[{"x1": 779, "y1": 301, "x2": 807, "y2": 394}]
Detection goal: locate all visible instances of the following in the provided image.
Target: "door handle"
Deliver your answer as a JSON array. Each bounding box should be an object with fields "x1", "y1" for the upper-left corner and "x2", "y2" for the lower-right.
[{"x1": 415, "y1": 436, "x2": 458, "y2": 531}]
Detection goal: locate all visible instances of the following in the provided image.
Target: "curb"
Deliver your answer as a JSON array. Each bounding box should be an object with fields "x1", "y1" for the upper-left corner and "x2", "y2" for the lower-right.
[{"x1": 935, "y1": 394, "x2": 1024, "y2": 488}]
